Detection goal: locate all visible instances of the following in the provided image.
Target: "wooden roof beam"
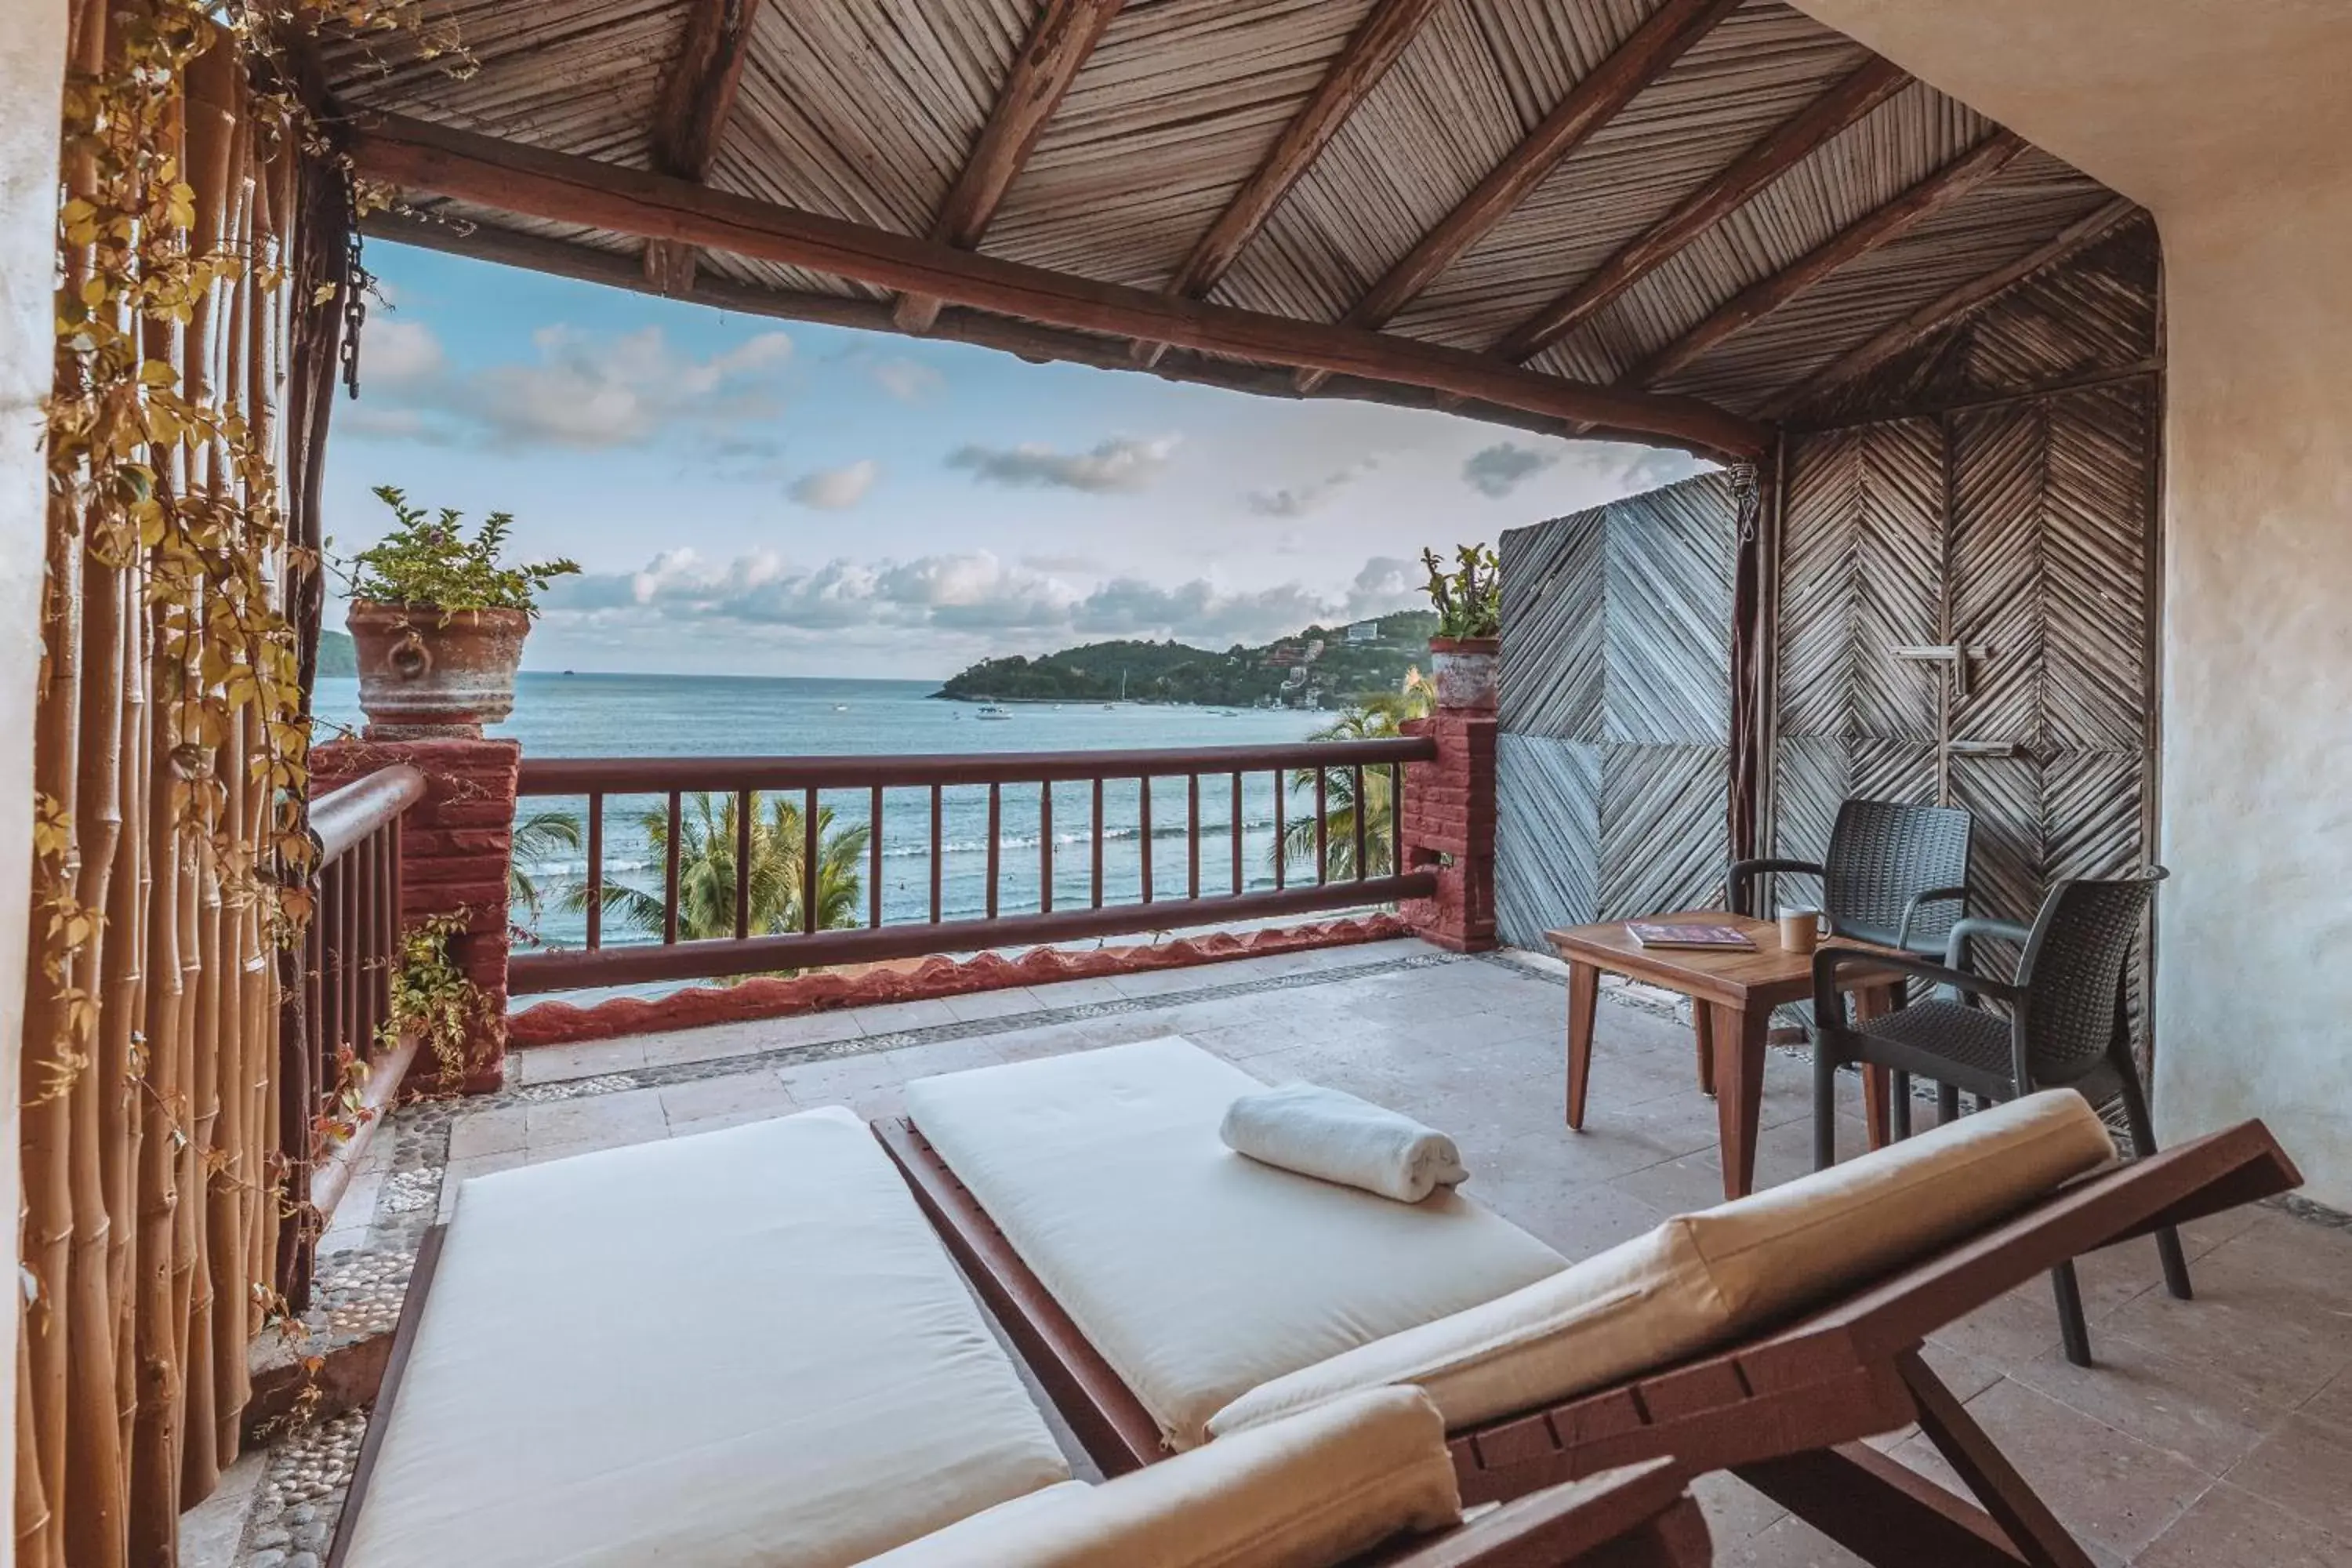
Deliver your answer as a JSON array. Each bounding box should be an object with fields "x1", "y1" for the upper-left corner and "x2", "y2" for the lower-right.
[
  {"x1": 347, "y1": 113, "x2": 1771, "y2": 458},
  {"x1": 1767, "y1": 194, "x2": 2141, "y2": 420},
  {"x1": 1627, "y1": 129, "x2": 2027, "y2": 388},
  {"x1": 894, "y1": 0, "x2": 1125, "y2": 334},
  {"x1": 1494, "y1": 56, "x2": 1911, "y2": 365},
  {"x1": 642, "y1": 0, "x2": 764, "y2": 296},
  {"x1": 361, "y1": 206, "x2": 1699, "y2": 451},
  {"x1": 1131, "y1": 0, "x2": 1446, "y2": 368},
  {"x1": 1292, "y1": 0, "x2": 1738, "y2": 392}
]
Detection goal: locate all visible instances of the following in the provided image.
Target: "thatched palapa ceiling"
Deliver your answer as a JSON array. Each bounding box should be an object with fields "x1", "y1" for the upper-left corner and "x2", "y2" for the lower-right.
[{"x1": 320, "y1": 0, "x2": 2142, "y2": 460}]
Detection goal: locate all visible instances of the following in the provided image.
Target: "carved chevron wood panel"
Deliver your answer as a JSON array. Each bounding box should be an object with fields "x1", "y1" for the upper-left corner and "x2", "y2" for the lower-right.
[
  {"x1": 1778, "y1": 418, "x2": 1944, "y2": 744},
  {"x1": 2041, "y1": 383, "x2": 2153, "y2": 750},
  {"x1": 1498, "y1": 471, "x2": 1736, "y2": 938},
  {"x1": 1949, "y1": 383, "x2": 2154, "y2": 752},
  {"x1": 1495, "y1": 735, "x2": 1599, "y2": 949},
  {"x1": 1599, "y1": 744, "x2": 1731, "y2": 918},
  {"x1": 1605, "y1": 474, "x2": 1737, "y2": 746},
  {"x1": 1500, "y1": 506, "x2": 1604, "y2": 742},
  {"x1": 1948, "y1": 397, "x2": 2045, "y2": 746},
  {"x1": 1769, "y1": 228, "x2": 2160, "y2": 1044}
]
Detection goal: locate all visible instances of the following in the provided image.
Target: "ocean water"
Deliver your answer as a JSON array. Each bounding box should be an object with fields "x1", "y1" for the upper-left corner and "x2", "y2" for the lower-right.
[{"x1": 310, "y1": 673, "x2": 1336, "y2": 956}]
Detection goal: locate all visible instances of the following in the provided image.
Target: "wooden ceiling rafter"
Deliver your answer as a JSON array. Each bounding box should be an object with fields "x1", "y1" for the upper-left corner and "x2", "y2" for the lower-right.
[
  {"x1": 1493, "y1": 55, "x2": 1912, "y2": 365},
  {"x1": 361, "y1": 206, "x2": 1683, "y2": 449},
  {"x1": 1130, "y1": 0, "x2": 1448, "y2": 369},
  {"x1": 345, "y1": 112, "x2": 1771, "y2": 457},
  {"x1": 1295, "y1": 0, "x2": 1740, "y2": 394},
  {"x1": 1627, "y1": 129, "x2": 2029, "y2": 388},
  {"x1": 893, "y1": 0, "x2": 1126, "y2": 335},
  {"x1": 1768, "y1": 194, "x2": 2143, "y2": 419},
  {"x1": 641, "y1": 0, "x2": 764, "y2": 297}
]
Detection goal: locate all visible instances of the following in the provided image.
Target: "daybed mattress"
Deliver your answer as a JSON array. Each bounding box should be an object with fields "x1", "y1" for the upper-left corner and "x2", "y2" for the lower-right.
[
  {"x1": 902, "y1": 1036, "x2": 1568, "y2": 1450},
  {"x1": 339, "y1": 1106, "x2": 1072, "y2": 1568}
]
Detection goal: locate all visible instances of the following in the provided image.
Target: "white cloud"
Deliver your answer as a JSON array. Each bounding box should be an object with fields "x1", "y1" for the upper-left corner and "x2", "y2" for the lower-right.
[
  {"x1": 346, "y1": 322, "x2": 796, "y2": 452},
  {"x1": 362, "y1": 318, "x2": 443, "y2": 383},
  {"x1": 946, "y1": 434, "x2": 1179, "y2": 494},
  {"x1": 539, "y1": 546, "x2": 1417, "y2": 651},
  {"x1": 789, "y1": 459, "x2": 879, "y2": 510},
  {"x1": 1461, "y1": 441, "x2": 1559, "y2": 498},
  {"x1": 869, "y1": 358, "x2": 946, "y2": 402},
  {"x1": 1070, "y1": 577, "x2": 1339, "y2": 645},
  {"x1": 1342, "y1": 556, "x2": 1425, "y2": 621},
  {"x1": 1020, "y1": 551, "x2": 1102, "y2": 574},
  {"x1": 1245, "y1": 456, "x2": 1377, "y2": 517}
]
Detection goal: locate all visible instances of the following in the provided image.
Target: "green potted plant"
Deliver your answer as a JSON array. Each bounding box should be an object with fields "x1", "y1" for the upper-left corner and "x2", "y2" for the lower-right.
[
  {"x1": 338, "y1": 486, "x2": 579, "y2": 736},
  {"x1": 1421, "y1": 543, "x2": 1501, "y2": 710}
]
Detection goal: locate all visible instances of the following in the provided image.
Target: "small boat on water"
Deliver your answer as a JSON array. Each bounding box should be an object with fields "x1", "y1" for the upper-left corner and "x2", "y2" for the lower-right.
[{"x1": 975, "y1": 702, "x2": 1012, "y2": 720}]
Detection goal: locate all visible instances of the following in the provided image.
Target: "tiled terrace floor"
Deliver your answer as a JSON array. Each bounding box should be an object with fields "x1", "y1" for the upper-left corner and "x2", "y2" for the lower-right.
[{"x1": 275, "y1": 937, "x2": 2351, "y2": 1568}]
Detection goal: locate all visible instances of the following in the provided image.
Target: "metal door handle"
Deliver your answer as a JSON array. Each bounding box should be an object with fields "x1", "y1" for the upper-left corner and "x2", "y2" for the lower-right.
[{"x1": 1947, "y1": 739, "x2": 2022, "y2": 758}]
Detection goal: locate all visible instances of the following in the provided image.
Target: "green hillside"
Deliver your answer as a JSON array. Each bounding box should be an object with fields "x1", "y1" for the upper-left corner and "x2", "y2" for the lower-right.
[
  {"x1": 938, "y1": 610, "x2": 1439, "y2": 708},
  {"x1": 317, "y1": 628, "x2": 358, "y2": 677}
]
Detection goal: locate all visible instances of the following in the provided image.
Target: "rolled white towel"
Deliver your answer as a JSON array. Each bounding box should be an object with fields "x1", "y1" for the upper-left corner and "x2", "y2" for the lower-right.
[{"x1": 1220, "y1": 1082, "x2": 1469, "y2": 1203}]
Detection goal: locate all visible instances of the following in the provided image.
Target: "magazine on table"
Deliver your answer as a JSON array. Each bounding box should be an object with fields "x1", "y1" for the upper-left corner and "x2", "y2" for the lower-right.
[{"x1": 1624, "y1": 921, "x2": 1757, "y2": 952}]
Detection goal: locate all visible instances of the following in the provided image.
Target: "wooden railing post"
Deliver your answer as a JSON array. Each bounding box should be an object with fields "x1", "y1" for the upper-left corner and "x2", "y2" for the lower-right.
[{"x1": 310, "y1": 737, "x2": 521, "y2": 1092}]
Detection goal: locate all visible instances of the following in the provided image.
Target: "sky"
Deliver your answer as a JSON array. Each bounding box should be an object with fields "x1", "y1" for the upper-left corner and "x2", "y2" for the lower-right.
[{"x1": 325, "y1": 241, "x2": 1708, "y2": 680}]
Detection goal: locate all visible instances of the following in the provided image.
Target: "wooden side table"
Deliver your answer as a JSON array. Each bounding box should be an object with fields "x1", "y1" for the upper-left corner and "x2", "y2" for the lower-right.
[{"x1": 1545, "y1": 913, "x2": 1904, "y2": 1200}]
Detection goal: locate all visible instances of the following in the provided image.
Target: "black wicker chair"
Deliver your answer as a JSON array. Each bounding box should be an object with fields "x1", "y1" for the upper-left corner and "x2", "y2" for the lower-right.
[
  {"x1": 1808, "y1": 867, "x2": 2190, "y2": 1367},
  {"x1": 1727, "y1": 798, "x2": 1973, "y2": 955}
]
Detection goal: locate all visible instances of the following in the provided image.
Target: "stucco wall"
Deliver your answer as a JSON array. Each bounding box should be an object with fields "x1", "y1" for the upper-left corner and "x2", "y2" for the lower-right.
[
  {"x1": 1792, "y1": 0, "x2": 2352, "y2": 1207},
  {"x1": 2152, "y1": 183, "x2": 2352, "y2": 1206},
  {"x1": 2, "y1": 5, "x2": 70, "y2": 1555}
]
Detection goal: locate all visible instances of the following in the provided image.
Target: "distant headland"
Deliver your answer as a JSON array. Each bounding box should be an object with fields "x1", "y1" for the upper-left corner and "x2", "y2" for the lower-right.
[{"x1": 936, "y1": 610, "x2": 1438, "y2": 709}]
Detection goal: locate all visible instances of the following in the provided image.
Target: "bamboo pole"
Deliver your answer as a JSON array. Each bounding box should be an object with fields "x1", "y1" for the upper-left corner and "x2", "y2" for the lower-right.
[{"x1": 30, "y1": 12, "x2": 320, "y2": 1557}]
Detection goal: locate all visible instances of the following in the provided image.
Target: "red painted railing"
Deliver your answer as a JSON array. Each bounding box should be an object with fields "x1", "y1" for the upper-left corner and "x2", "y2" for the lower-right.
[
  {"x1": 509, "y1": 738, "x2": 1436, "y2": 994},
  {"x1": 278, "y1": 762, "x2": 426, "y2": 1305}
]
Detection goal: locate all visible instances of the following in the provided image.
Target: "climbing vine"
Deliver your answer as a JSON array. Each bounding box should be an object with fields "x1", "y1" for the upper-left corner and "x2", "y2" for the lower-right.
[
  {"x1": 24, "y1": 4, "x2": 474, "y2": 1559},
  {"x1": 383, "y1": 913, "x2": 492, "y2": 1091}
]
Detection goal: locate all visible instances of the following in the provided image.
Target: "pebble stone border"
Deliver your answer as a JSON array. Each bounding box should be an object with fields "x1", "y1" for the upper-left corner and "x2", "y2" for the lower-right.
[
  {"x1": 223, "y1": 944, "x2": 1463, "y2": 1565},
  {"x1": 239, "y1": 1410, "x2": 365, "y2": 1568}
]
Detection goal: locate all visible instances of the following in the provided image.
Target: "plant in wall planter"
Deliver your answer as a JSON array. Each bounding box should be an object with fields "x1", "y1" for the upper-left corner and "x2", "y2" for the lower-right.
[
  {"x1": 1421, "y1": 543, "x2": 1502, "y2": 711},
  {"x1": 338, "y1": 486, "x2": 580, "y2": 737}
]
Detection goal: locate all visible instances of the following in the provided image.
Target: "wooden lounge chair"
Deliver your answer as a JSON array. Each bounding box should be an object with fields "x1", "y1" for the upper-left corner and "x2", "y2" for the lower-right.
[
  {"x1": 328, "y1": 1110, "x2": 1715, "y2": 1568},
  {"x1": 877, "y1": 1107, "x2": 2296, "y2": 1568}
]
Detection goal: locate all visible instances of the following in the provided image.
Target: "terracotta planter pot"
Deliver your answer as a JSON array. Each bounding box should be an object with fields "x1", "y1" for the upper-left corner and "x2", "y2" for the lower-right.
[
  {"x1": 1428, "y1": 636, "x2": 1501, "y2": 712},
  {"x1": 347, "y1": 601, "x2": 530, "y2": 738}
]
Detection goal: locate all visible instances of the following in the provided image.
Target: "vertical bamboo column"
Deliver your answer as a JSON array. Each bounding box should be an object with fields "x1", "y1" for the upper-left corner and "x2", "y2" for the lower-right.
[{"x1": 27, "y1": 9, "x2": 339, "y2": 1559}]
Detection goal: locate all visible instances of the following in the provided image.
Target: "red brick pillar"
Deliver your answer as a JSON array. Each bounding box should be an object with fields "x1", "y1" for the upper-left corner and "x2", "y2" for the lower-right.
[
  {"x1": 310, "y1": 737, "x2": 519, "y2": 1094},
  {"x1": 1397, "y1": 710, "x2": 1497, "y2": 952}
]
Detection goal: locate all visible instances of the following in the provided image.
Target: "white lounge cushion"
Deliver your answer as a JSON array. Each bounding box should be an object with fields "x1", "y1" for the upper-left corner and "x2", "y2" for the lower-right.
[
  {"x1": 903, "y1": 1038, "x2": 1566, "y2": 1450},
  {"x1": 1210, "y1": 1090, "x2": 2114, "y2": 1438},
  {"x1": 861, "y1": 1387, "x2": 1461, "y2": 1568},
  {"x1": 341, "y1": 1107, "x2": 1072, "y2": 1568}
]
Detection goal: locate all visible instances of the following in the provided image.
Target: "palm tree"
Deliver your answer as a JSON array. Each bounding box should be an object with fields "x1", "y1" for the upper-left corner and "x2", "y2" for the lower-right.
[
  {"x1": 1278, "y1": 673, "x2": 1435, "y2": 882},
  {"x1": 510, "y1": 808, "x2": 582, "y2": 944},
  {"x1": 572, "y1": 790, "x2": 869, "y2": 943}
]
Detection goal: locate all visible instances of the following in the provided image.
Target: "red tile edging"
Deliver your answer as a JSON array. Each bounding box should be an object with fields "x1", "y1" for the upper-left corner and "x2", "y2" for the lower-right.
[{"x1": 506, "y1": 914, "x2": 1413, "y2": 1048}]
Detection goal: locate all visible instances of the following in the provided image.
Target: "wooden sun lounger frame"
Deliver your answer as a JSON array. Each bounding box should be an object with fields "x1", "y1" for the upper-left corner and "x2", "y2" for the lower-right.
[
  {"x1": 326, "y1": 1229, "x2": 1708, "y2": 1568},
  {"x1": 874, "y1": 1115, "x2": 2299, "y2": 1568}
]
